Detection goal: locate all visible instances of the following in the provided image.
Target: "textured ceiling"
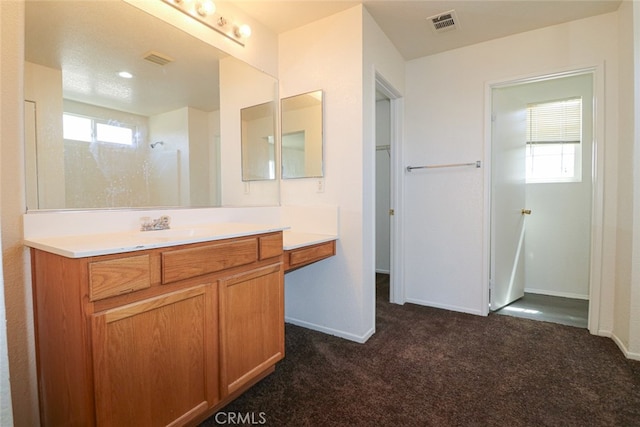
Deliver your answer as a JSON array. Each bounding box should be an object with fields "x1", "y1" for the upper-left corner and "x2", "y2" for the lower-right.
[{"x1": 233, "y1": 0, "x2": 623, "y2": 60}]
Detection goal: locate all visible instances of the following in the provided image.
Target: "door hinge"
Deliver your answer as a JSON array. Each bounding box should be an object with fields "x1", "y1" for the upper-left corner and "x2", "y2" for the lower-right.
[{"x1": 389, "y1": 209, "x2": 395, "y2": 216}]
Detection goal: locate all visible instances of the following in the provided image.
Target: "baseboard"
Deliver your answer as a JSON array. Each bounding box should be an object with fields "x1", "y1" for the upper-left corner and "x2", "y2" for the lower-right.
[
  {"x1": 524, "y1": 288, "x2": 589, "y2": 300},
  {"x1": 607, "y1": 331, "x2": 640, "y2": 361},
  {"x1": 284, "y1": 316, "x2": 374, "y2": 344},
  {"x1": 404, "y1": 298, "x2": 485, "y2": 316}
]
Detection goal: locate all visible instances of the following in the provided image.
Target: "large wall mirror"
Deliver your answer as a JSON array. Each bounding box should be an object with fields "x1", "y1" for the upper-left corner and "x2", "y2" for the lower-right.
[
  {"x1": 24, "y1": 0, "x2": 278, "y2": 210},
  {"x1": 281, "y1": 90, "x2": 324, "y2": 179}
]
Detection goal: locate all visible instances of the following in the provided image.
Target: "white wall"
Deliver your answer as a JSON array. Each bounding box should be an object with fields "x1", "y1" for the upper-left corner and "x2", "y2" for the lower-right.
[
  {"x1": 404, "y1": 12, "x2": 619, "y2": 323},
  {"x1": 615, "y1": 1, "x2": 634, "y2": 352},
  {"x1": 0, "y1": 2, "x2": 17, "y2": 424},
  {"x1": 279, "y1": 6, "x2": 404, "y2": 342},
  {"x1": 2, "y1": 1, "x2": 39, "y2": 424},
  {"x1": 630, "y1": 0, "x2": 640, "y2": 359},
  {"x1": 618, "y1": 0, "x2": 640, "y2": 359},
  {"x1": 279, "y1": 6, "x2": 369, "y2": 341}
]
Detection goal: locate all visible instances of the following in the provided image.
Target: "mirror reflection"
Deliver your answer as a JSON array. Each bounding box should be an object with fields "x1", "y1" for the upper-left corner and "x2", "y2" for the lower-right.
[
  {"x1": 281, "y1": 90, "x2": 324, "y2": 179},
  {"x1": 241, "y1": 102, "x2": 276, "y2": 181},
  {"x1": 24, "y1": 0, "x2": 278, "y2": 210}
]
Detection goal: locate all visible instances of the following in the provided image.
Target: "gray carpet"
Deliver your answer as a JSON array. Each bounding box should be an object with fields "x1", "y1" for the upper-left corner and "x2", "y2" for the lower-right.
[{"x1": 200, "y1": 275, "x2": 640, "y2": 426}]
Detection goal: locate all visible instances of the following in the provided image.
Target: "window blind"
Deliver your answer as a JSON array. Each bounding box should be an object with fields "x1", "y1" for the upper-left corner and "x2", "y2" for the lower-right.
[{"x1": 526, "y1": 98, "x2": 582, "y2": 144}]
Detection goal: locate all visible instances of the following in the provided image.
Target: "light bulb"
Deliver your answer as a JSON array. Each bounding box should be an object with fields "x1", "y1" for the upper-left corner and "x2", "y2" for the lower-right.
[
  {"x1": 235, "y1": 24, "x2": 252, "y2": 38},
  {"x1": 196, "y1": 0, "x2": 215, "y2": 17}
]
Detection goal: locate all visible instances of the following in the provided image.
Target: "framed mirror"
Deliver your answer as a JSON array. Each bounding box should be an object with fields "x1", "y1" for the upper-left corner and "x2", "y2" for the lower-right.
[
  {"x1": 24, "y1": 0, "x2": 278, "y2": 210},
  {"x1": 241, "y1": 102, "x2": 276, "y2": 181},
  {"x1": 281, "y1": 90, "x2": 324, "y2": 179}
]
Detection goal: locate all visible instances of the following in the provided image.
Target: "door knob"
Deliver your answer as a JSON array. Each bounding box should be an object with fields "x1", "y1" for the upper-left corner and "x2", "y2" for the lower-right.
[{"x1": 521, "y1": 209, "x2": 532, "y2": 215}]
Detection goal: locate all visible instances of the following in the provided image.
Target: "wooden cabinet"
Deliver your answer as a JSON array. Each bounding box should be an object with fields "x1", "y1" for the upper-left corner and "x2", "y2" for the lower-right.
[
  {"x1": 161, "y1": 238, "x2": 258, "y2": 284},
  {"x1": 89, "y1": 254, "x2": 152, "y2": 301},
  {"x1": 92, "y1": 285, "x2": 217, "y2": 427},
  {"x1": 284, "y1": 240, "x2": 336, "y2": 272},
  {"x1": 30, "y1": 232, "x2": 284, "y2": 427},
  {"x1": 219, "y1": 264, "x2": 284, "y2": 395}
]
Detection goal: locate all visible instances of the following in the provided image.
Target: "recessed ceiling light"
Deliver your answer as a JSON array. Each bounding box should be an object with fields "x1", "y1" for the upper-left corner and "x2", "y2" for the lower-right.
[{"x1": 118, "y1": 71, "x2": 133, "y2": 79}]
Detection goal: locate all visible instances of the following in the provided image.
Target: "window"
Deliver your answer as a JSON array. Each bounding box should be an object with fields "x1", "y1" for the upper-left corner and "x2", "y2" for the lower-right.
[
  {"x1": 526, "y1": 97, "x2": 582, "y2": 183},
  {"x1": 63, "y1": 113, "x2": 136, "y2": 146}
]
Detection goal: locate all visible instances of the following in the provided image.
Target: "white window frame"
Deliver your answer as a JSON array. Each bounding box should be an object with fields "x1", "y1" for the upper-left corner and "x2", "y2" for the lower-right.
[
  {"x1": 63, "y1": 113, "x2": 137, "y2": 147},
  {"x1": 525, "y1": 97, "x2": 582, "y2": 184}
]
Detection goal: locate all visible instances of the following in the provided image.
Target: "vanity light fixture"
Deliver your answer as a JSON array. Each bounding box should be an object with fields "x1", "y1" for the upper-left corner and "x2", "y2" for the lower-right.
[
  {"x1": 196, "y1": 0, "x2": 215, "y2": 17},
  {"x1": 235, "y1": 23, "x2": 252, "y2": 38},
  {"x1": 162, "y1": 0, "x2": 251, "y2": 47}
]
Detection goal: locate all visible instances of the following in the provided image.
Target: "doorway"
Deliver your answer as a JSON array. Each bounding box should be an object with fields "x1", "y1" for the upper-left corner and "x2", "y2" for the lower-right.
[
  {"x1": 489, "y1": 70, "x2": 597, "y2": 329},
  {"x1": 374, "y1": 73, "x2": 403, "y2": 305},
  {"x1": 375, "y1": 93, "x2": 391, "y2": 301}
]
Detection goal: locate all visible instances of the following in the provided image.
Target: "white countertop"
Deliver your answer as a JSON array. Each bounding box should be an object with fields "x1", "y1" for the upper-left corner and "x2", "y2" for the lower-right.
[
  {"x1": 23, "y1": 223, "x2": 339, "y2": 258},
  {"x1": 282, "y1": 231, "x2": 338, "y2": 250},
  {"x1": 24, "y1": 223, "x2": 289, "y2": 258}
]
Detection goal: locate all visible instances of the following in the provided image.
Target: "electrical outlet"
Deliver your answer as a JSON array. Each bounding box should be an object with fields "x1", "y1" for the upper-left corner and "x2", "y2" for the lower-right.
[{"x1": 316, "y1": 179, "x2": 325, "y2": 193}]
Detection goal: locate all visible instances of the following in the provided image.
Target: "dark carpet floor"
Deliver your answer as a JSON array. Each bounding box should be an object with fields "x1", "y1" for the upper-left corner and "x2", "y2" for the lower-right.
[{"x1": 200, "y1": 275, "x2": 640, "y2": 426}]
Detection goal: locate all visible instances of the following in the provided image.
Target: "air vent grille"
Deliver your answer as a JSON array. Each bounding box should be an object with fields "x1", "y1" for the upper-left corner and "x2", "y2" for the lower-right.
[
  {"x1": 427, "y1": 10, "x2": 459, "y2": 33},
  {"x1": 142, "y1": 51, "x2": 174, "y2": 66}
]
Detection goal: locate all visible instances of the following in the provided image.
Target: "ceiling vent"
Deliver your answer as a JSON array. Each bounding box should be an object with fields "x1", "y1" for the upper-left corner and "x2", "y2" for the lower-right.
[
  {"x1": 142, "y1": 51, "x2": 174, "y2": 66},
  {"x1": 427, "y1": 10, "x2": 459, "y2": 33}
]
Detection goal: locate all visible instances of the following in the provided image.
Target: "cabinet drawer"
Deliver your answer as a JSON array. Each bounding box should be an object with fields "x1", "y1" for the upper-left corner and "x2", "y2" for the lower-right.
[
  {"x1": 162, "y1": 238, "x2": 258, "y2": 284},
  {"x1": 259, "y1": 233, "x2": 283, "y2": 260},
  {"x1": 89, "y1": 254, "x2": 151, "y2": 301},
  {"x1": 286, "y1": 240, "x2": 336, "y2": 271}
]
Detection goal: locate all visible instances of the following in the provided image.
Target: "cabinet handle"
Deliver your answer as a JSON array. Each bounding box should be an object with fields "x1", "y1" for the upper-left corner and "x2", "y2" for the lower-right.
[{"x1": 118, "y1": 288, "x2": 134, "y2": 294}]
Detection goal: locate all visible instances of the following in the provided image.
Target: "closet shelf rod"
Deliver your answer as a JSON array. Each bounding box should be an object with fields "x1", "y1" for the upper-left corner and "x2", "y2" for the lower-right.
[{"x1": 406, "y1": 160, "x2": 481, "y2": 172}]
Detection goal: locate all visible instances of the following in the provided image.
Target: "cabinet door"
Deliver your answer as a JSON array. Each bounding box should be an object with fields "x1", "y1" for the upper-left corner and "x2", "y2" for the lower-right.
[
  {"x1": 219, "y1": 264, "x2": 284, "y2": 396},
  {"x1": 92, "y1": 284, "x2": 218, "y2": 427}
]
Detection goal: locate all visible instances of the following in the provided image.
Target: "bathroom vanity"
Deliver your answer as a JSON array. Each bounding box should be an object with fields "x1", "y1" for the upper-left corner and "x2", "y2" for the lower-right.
[
  {"x1": 25, "y1": 223, "x2": 336, "y2": 426},
  {"x1": 281, "y1": 231, "x2": 336, "y2": 272}
]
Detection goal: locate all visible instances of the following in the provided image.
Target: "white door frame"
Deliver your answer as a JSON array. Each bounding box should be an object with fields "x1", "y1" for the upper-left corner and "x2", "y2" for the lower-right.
[
  {"x1": 375, "y1": 72, "x2": 405, "y2": 305},
  {"x1": 483, "y1": 64, "x2": 605, "y2": 335}
]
